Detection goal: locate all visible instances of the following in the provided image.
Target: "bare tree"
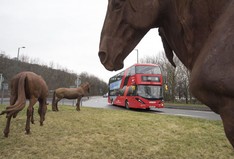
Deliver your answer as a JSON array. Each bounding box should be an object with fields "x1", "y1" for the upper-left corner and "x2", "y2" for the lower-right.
[
  {"x1": 0, "y1": 53, "x2": 108, "y2": 97},
  {"x1": 140, "y1": 52, "x2": 198, "y2": 104}
]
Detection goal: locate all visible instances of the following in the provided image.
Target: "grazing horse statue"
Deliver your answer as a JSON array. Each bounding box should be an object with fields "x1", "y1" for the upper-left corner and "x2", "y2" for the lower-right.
[
  {"x1": 0, "y1": 71, "x2": 48, "y2": 137},
  {"x1": 98, "y1": 0, "x2": 234, "y2": 148},
  {"x1": 52, "y1": 82, "x2": 90, "y2": 111}
]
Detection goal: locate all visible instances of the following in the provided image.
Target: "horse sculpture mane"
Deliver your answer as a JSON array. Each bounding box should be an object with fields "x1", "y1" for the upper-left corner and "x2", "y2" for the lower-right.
[
  {"x1": 52, "y1": 82, "x2": 90, "y2": 111},
  {"x1": 98, "y1": 0, "x2": 234, "y2": 148},
  {"x1": 0, "y1": 71, "x2": 48, "y2": 137}
]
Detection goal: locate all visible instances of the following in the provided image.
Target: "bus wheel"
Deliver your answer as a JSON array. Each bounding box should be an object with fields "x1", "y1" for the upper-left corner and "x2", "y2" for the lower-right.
[{"x1": 125, "y1": 100, "x2": 130, "y2": 109}]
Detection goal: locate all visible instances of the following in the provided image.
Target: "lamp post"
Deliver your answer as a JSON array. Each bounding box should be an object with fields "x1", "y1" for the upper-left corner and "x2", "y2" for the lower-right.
[
  {"x1": 75, "y1": 76, "x2": 81, "y2": 87},
  {"x1": 134, "y1": 49, "x2": 139, "y2": 63},
  {"x1": 17, "y1": 46, "x2": 26, "y2": 61}
]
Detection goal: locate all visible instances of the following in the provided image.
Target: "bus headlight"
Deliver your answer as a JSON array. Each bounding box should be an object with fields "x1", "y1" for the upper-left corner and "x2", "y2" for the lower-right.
[{"x1": 135, "y1": 98, "x2": 145, "y2": 104}]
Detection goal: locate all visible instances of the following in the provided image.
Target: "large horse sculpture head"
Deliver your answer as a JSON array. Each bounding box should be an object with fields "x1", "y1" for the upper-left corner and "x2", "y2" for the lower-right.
[{"x1": 98, "y1": 0, "x2": 163, "y2": 71}]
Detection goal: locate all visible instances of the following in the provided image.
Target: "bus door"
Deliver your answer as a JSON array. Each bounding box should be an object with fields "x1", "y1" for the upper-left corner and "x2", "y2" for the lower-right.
[
  {"x1": 115, "y1": 86, "x2": 127, "y2": 106},
  {"x1": 116, "y1": 86, "x2": 135, "y2": 107},
  {"x1": 125, "y1": 85, "x2": 136, "y2": 107}
]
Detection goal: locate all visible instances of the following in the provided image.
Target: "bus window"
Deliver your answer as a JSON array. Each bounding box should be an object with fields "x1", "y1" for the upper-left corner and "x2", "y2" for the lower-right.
[
  {"x1": 136, "y1": 66, "x2": 161, "y2": 74},
  {"x1": 130, "y1": 66, "x2": 135, "y2": 75},
  {"x1": 119, "y1": 86, "x2": 126, "y2": 96},
  {"x1": 127, "y1": 86, "x2": 136, "y2": 96},
  {"x1": 137, "y1": 85, "x2": 163, "y2": 99},
  {"x1": 123, "y1": 76, "x2": 129, "y2": 86},
  {"x1": 109, "y1": 80, "x2": 121, "y2": 90}
]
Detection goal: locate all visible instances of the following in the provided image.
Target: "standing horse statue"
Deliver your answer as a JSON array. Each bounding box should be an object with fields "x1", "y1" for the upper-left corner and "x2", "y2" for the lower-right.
[
  {"x1": 52, "y1": 82, "x2": 90, "y2": 111},
  {"x1": 0, "y1": 71, "x2": 48, "y2": 137},
  {"x1": 98, "y1": 0, "x2": 234, "y2": 148}
]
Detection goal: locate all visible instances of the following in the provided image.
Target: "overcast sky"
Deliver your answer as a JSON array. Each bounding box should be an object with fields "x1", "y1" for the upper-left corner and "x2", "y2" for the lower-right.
[{"x1": 0, "y1": 0, "x2": 164, "y2": 83}]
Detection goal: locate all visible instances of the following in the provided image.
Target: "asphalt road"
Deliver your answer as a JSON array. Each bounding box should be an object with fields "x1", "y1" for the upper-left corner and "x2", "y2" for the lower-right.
[
  {"x1": 80, "y1": 96, "x2": 221, "y2": 121},
  {"x1": 1, "y1": 96, "x2": 221, "y2": 120}
]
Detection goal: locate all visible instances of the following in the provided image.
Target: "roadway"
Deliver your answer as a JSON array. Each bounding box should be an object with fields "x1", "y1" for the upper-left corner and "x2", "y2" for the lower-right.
[
  {"x1": 1, "y1": 96, "x2": 221, "y2": 120},
  {"x1": 80, "y1": 96, "x2": 221, "y2": 121}
]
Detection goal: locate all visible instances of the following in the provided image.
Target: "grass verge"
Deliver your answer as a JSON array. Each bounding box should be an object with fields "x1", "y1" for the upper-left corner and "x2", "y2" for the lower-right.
[
  {"x1": 165, "y1": 102, "x2": 205, "y2": 107},
  {"x1": 0, "y1": 105, "x2": 233, "y2": 159}
]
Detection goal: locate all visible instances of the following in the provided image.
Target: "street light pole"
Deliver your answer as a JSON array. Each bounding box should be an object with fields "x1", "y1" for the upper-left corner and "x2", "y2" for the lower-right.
[
  {"x1": 76, "y1": 76, "x2": 81, "y2": 87},
  {"x1": 17, "y1": 46, "x2": 26, "y2": 61},
  {"x1": 134, "y1": 49, "x2": 139, "y2": 63}
]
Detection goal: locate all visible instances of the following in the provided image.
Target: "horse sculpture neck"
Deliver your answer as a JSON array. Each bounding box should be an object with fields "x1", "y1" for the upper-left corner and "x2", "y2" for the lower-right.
[
  {"x1": 80, "y1": 82, "x2": 90, "y2": 93},
  {"x1": 160, "y1": 0, "x2": 230, "y2": 70}
]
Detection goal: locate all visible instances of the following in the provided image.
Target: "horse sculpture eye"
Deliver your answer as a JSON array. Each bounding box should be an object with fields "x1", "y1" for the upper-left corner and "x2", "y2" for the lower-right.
[{"x1": 111, "y1": 0, "x2": 125, "y2": 11}]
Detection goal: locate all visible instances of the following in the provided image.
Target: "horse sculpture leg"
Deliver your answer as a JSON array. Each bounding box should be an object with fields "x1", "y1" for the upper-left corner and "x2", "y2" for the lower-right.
[
  {"x1": 52, "y1": 98, "x2": 58, "y2": 111},
  {"x1": 2, "y1": 95, "x2": 18, "y2": 137},
  {"x1": 25, "y1": 98, "x2": 37, "y2": 134},
  {"x1": 3, "y1": 114, "x2": 13, "y2": 137},
  {"x1": 189, "y1": 3, "x2": 234, "y2": 148},
  {"x1": 53, "y1": 98, "x2": 61, "y2": 111},
  {"x1": 38, "y1": 99, "x2": 47, "y2": 126},
  {"x1": 76, "y1": 97, "x2": 81, "y2": 111},
  {"x1": 191, "y1": 66, "x2": 234, "y2": 148},
  {"x1": 219, "y1": 102, "x2": 234, "y2": 148},
  {"x1": 31, "y1": 107, "x2": 35, "y2": 124}
]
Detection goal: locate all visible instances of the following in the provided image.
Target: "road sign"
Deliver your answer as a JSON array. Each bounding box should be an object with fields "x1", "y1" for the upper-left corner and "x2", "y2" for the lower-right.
[
  {"x1": 0, "y1": 74, "x2": 4, "y2": 82},
  {"x1": 2, "y1": 83, "x2": 8, "y2": 90},
  {"x1": 0, "y1": 74, "x2": 4, "y2": 90}
]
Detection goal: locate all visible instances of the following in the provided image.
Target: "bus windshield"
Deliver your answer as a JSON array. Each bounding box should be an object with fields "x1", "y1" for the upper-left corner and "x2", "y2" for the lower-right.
[
  {"x1": 137, "y1": 85, "x2": 163, "y2": 99},
  {"x1": 136, "y1": 66, "x2": 161, "y2": 74}
]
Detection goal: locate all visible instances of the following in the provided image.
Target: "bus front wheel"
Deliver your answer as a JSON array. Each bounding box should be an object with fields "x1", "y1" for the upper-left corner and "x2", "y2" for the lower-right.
[{"x1": 125, "y1": 100, "x2": 130, "y2": 109}]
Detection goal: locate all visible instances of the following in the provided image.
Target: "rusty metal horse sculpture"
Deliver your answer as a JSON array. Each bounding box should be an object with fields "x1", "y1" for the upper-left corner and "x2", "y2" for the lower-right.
[
  {"x1": 0, "y1": 71, "x2": 48, "y2": 137},
  {"x1": 98, "y1": 0, "x2": 234, "y2": 148},
  {"x1": 52, "y1": 82, "x2": 90, "y2": 111}
]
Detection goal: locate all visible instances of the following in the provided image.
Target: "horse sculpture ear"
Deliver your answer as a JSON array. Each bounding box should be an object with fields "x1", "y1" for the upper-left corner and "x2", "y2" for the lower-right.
[{"x1": 159, "y1": 28, "x2": 176, "y2": 67}]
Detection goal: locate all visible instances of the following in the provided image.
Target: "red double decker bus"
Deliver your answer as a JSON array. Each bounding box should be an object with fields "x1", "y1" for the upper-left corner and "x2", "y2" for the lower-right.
[{"x1": 108, "y1": 63, "x2": 164, "y2": 109}]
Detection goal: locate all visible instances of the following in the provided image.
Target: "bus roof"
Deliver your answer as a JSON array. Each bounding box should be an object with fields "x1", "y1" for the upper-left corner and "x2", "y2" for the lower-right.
[
  {"x1": 122, "y1": 63, "x2": 160, "y2": 72},
  {"x1": 109, "y1": 63, "x2": 161, "y2": 80},
  {"x1": 128, "y1": 63, "x2": 160, "y2": 68}
]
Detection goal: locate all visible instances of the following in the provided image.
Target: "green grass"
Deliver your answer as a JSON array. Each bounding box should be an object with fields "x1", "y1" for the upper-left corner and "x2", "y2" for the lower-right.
[{"x1": 0, "y1": 105, "x2": 233, "y2": 159}]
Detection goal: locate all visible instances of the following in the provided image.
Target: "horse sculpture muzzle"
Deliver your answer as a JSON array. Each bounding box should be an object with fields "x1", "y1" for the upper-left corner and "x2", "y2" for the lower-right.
[{"x1": 98, "y1": 51, "x2": 124, "y2": 71}]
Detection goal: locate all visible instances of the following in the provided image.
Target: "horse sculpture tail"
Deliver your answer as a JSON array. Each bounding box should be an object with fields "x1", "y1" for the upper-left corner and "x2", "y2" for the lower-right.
[{"x1": 0, "y1": 73, "x2": 27, "y2": 117}]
